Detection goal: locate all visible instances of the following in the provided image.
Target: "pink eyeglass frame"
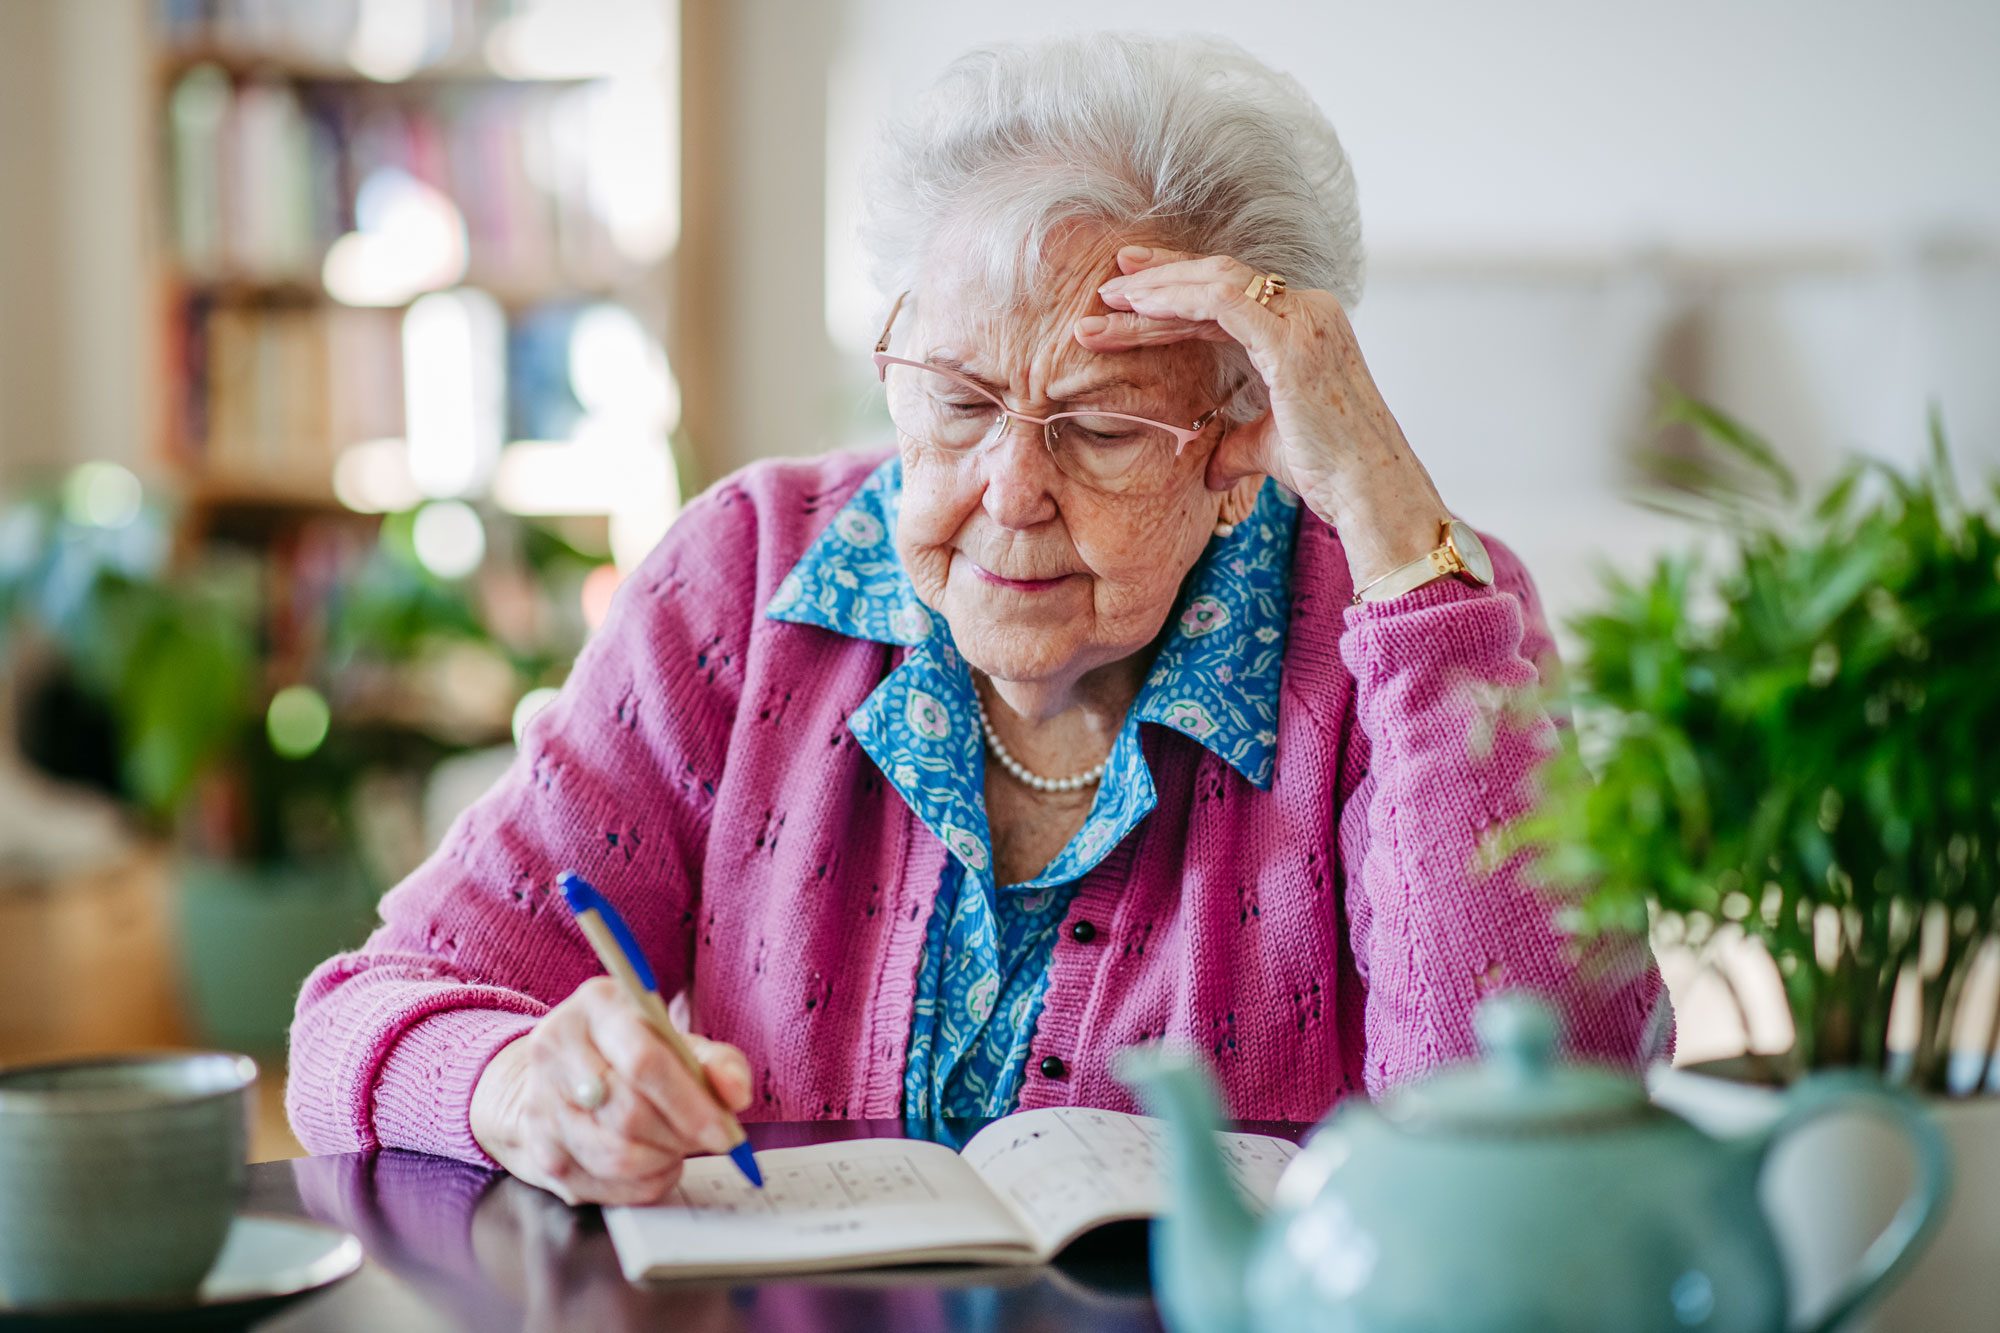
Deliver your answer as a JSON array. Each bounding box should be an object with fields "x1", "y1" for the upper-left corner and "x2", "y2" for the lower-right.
[{"x1": 870, "y1": 290, "x2": 1245, "y2": 452}]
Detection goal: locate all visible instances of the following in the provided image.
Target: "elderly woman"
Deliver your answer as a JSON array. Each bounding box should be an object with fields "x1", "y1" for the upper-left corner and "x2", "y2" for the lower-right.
[{"x1": 289, "y1": 32, "x2": 1670, "y2": 1203}]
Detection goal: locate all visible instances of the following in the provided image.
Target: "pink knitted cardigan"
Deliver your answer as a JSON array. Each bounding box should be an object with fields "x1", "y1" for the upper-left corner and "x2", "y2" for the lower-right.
[{"x1": 287, "y1": 447, "x2": 1670, "y2": 1164}]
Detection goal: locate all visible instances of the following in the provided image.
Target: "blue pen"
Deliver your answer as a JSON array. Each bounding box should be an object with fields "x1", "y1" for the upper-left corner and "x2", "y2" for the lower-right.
[{"x1": 557, "y1": 870, "x2": 763, "y2": 1189}]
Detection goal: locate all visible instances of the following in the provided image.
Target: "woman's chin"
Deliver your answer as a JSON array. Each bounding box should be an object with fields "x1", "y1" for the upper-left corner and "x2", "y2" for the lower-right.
[
  {"x1": 947, "y1": 616, "x2": 1087, "y2": 686},
  {"x1": 958, "y1": 627, "x2": 1073, "y2": 672}
]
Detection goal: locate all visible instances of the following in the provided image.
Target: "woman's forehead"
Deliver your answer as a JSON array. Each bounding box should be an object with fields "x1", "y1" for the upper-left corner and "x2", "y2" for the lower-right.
[{"x1": 911, "y1": 296, "x2": 1207, "y2": 400}]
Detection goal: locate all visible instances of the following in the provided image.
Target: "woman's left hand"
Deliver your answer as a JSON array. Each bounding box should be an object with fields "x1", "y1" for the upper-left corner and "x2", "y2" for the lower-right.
[{"x1": 1080, "y1": 245, "x2": 1447, "y2": 588}]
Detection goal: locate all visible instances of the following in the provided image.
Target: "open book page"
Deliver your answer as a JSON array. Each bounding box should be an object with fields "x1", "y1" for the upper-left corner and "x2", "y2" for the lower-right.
[
  {"x1": 959, "y1": 1106, "x2": 1300, "y2": 1259},
  {"x1": 602, "y1": 1138, "x2": 1035, "y2": 1280}
]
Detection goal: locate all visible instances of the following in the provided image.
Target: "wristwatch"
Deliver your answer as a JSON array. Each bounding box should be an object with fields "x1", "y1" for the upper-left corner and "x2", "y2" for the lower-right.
[{"x1": 1351, "y1": 518, "x2": 1495, "y2": 605}]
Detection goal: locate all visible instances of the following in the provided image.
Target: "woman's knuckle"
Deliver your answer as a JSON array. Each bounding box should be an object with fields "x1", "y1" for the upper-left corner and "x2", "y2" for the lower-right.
[
  {"x1": 608, "y1": 1141, "x2": 644, "y2": 1172},
  {"x1": 605, "y1": 1099, "x2": 654, "y2": 1140},
  {"x1": 624, "y1": 1042, "x2": 673, "y2": 1088},
  {"x1": 534, "y1": 1145, "x2": 574, "y2": 1181},
  {"x1": 524, "y1": 1056, "x2": 572, "y2": 1096},
  {"x1": 612, "y1": 1163, "x2": 680, "y2": 1205},
  {"x1": 540, "y1": 1006, "x2": 587, "y2": 1046}
]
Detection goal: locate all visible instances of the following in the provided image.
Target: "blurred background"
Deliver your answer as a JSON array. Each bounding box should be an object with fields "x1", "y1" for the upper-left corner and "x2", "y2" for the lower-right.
[{"x1": 1, "y1": 0, "x2": 1995, "y2": 1160}]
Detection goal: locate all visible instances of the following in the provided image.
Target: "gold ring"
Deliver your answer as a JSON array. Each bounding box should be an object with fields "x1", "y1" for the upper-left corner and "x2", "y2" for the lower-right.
[{"x1": 1244, "y1": 271, "x2": 1288, "y2": 309}]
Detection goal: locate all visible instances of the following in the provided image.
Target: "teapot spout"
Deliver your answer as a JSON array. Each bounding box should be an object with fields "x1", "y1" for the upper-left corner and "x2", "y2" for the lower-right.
[{"x1": 1115, "y1": 1046, "x2": 1259, "y2": 1333}]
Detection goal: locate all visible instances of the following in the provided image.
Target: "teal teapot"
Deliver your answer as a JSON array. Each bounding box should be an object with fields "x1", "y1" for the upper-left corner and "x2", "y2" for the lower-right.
[{"x1": 1116, "y1": 994, "x2": 1950, "y2": 1333}]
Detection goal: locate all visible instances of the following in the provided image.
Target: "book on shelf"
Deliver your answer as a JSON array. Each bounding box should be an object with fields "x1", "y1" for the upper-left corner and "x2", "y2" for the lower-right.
[
  {"x1": 172, "y1": 301, "x2": 403, "y2": 488},
  {"x1": 163, "y1": 53, "x2": 633, "y2": 291},
  {"x1": 154, "y1": 0, "x2": 492, "y2": 73}
]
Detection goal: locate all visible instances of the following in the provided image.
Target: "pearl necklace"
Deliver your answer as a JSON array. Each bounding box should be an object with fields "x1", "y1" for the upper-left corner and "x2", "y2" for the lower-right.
[{"x1": 971, "y1": 684, "x2": 1107, "y2": 794}]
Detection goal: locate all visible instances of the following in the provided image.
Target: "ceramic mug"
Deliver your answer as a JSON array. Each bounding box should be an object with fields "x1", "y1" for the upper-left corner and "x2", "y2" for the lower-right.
[{"x1": 0, "y1": 1051, "x2": 256, "y2": 1307}]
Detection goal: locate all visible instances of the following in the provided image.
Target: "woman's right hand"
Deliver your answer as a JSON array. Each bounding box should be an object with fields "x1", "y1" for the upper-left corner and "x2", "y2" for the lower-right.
[{"x1": 468, "y1": 977, "x2": 754, "y2": 1205}]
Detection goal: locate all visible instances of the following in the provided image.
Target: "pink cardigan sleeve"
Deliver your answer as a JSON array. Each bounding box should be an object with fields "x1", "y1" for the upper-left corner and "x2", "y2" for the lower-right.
[
  {"x1": 1334, "y1": 538, "x2": 1671, "y2": 1095},
  {"x1": 285, "y1": 482, "x2": 756, "y2": 1164}
]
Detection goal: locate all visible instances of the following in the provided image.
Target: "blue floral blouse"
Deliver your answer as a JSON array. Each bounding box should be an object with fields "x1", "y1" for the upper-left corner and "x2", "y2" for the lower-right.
[{"x1": 764, "y1": 456, "x2": 1299, "y2": 1119}]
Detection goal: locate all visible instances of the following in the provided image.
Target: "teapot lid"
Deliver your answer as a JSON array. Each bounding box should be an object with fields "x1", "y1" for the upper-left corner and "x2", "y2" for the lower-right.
[{"x1": 1382, "y1": 994, "x2": 1649, "y2": 1133}]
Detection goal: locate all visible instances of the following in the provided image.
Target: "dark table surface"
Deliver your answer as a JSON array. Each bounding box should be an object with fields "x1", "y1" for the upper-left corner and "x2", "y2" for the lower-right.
[{"x1": 252, "y1": 1118, "x2": 1308, "y2": 1332}]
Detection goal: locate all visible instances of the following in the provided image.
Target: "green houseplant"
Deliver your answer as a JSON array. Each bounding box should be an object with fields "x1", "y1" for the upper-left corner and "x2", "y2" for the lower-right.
[
  {"x1": 1494, "y1": 388, "x2": 2000, "y2": 1330},
  {"x1": 0, "y1": 483, "x2": 253, "y2": 824},
  {"x1": 1, "y1": 474, "x2": 591, "y2": 1049}
]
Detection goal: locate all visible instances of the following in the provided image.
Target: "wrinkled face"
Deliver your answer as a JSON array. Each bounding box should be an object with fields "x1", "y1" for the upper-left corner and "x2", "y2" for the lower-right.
[{"x1": 892, "y1": 232, "x2": 1229, "y2": 688}]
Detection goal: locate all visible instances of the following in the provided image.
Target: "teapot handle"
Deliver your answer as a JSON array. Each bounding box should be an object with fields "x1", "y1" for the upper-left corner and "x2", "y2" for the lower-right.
[{"x1": 1753, "y1": 1073, "x2": 1952, "y2": 1333}]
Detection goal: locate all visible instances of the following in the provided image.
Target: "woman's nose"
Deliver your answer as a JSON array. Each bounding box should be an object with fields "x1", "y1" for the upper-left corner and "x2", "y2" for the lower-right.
[{"x1": 980, "y1": 416, "x2": 1062, "y2": 530}]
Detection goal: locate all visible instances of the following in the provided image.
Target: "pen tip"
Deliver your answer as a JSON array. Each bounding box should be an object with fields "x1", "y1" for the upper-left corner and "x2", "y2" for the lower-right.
[{"x1": 730, "y1": 1141, "x2": 764, "y2": 1189}]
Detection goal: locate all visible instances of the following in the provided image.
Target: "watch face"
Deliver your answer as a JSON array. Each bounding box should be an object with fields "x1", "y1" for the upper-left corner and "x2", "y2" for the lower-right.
[{"x1": 1447, "y1": 520, "x2": 1495, "y2": 585}]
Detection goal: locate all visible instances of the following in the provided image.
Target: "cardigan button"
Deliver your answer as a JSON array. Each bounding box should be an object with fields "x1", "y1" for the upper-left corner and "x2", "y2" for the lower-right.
[
  {"x1": 1069, "y1": 919, "x2": 1096, "y2": 944},
  {"x1": 1039, "y1": 1055, "x2": 1068, "y2": 1080}
]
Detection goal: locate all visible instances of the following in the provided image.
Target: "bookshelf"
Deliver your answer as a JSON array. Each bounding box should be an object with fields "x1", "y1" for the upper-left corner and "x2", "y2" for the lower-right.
[
  {"x1": 153, "y1": 1, "x2": 679, "y2": 503},
  {"x1": 142, "y1": 0, "x2": 682, "y2": 861}
]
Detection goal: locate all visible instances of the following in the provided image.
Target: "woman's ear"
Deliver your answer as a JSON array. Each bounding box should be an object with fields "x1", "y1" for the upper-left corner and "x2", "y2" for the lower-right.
[
  {"x1": 1215, "y1": 472, "x2": 1262, "y2": 529},
  {"x1": 1205, "y1": 407, "x2": 1277, "y2": 496}
]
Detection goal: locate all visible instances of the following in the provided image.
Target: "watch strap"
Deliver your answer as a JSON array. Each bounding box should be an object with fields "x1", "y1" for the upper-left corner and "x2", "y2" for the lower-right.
[
  {"x1": 1352, "y1": 540, "x2": 1464, "y2": 600},
  {"x1": 1351, "y1": 525, "x2": 1465, "y2": 605}
]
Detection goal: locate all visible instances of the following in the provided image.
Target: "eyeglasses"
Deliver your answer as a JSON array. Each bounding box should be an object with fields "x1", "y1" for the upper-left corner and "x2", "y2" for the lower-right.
[{"x1": 871, "y1": 290, "x2": 1245, "y2": 495}]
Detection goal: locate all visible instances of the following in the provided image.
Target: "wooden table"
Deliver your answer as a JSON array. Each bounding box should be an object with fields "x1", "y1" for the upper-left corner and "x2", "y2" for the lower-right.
[{"x1": 250, "y1": 1119, "x2": 1304, "y2": 1332}]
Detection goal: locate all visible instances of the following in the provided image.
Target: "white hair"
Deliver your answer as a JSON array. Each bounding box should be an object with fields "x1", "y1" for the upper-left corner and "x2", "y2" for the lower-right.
[{"x1": 857, "y1": 31, "x2": 1365, "y2": 420}]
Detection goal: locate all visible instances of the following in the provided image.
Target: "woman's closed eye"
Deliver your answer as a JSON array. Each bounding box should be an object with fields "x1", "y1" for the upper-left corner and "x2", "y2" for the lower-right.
[{"x1": 1061, "y1": 416, "x2": 1152, "y2": 445}]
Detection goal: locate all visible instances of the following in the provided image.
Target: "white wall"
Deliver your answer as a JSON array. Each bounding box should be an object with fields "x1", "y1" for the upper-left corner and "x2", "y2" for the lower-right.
[
  {"x1": 675, "y1": 0, "x2": 843, "y2": 481},
  {"x1": 822, "y1": 0, "x2": 2000, "y2": 632},
  {"x1": 0, "y1": 0, "x2": 66, "y2": 478},
  {"x1": 53, "y1": 0, "x2": 154, "y2": 480},
  {"x1": 0, "y1": 0, "x2": 153, "y2": 483},
  {"x1": 828, "y1": 0, "x2": 2000, "y2": 264}
]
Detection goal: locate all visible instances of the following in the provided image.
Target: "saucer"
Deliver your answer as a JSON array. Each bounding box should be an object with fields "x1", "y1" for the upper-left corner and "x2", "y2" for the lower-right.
[{"x1": 0, "y1": 1214, "x2": 363, "y2": 1330}]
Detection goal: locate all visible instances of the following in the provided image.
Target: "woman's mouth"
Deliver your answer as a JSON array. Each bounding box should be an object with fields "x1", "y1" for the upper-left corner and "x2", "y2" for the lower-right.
[{"x1": 967, "y1": 560, "x2": 1072, "y2": 592}]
